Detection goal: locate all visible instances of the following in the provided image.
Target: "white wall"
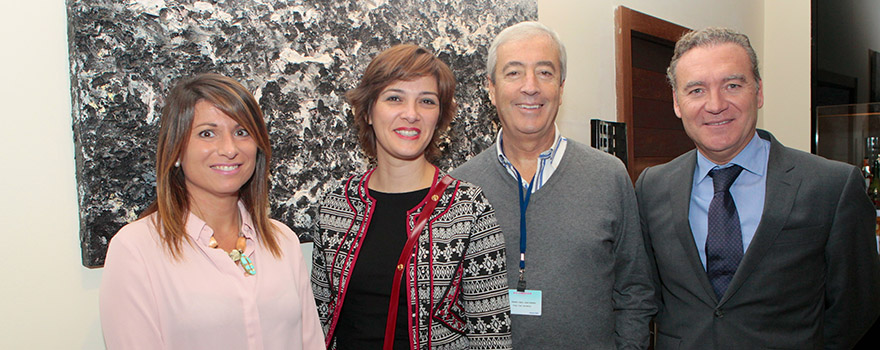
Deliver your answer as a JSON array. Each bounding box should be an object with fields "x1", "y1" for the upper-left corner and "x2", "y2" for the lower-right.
[
  {"x1": 1, "y1": 0, "x2": 809, "y2": 348},
  {"x1": 538, "y1": 0, "x2": 811, "y2": 152},
  {"x1": 0, "y1": 1, "x2": 105, "y2": 349},
  {"x1": 762, "y1": 0, "x2": 812, "y2": 150}
]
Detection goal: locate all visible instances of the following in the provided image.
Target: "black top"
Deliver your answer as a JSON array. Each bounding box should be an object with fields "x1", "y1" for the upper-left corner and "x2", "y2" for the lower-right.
[{"x1": 335, "y1": 188, "x2": 429, "y2": 350}]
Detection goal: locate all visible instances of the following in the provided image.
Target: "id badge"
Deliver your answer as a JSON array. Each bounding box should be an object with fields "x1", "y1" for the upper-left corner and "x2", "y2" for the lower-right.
[{"x1": 508, "y1": 289, "x2": 542, "y2": 316}]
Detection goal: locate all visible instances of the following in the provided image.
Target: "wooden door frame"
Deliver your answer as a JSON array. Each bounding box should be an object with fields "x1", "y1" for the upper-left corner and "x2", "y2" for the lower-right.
[{"x1": 614, "y1": 6, "x2": 690, "y2": 181}]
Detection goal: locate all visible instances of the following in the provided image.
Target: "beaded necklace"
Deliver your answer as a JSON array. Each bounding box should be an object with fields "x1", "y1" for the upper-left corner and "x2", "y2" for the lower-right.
[{"x1": 207, "y1": 218, "x2": 256, "y2": 276}]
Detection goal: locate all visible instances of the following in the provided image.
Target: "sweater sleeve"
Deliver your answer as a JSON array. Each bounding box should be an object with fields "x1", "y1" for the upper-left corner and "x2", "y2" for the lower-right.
[
  {"x1": 612, "y1": 171, "x2": 658, "y2": 350},
  {"x1": 309, "y1": 198, "x2": 334, "y2": 345},
  {"x1": 461, "y1": 188, "x2": 513, "y2": 349}
]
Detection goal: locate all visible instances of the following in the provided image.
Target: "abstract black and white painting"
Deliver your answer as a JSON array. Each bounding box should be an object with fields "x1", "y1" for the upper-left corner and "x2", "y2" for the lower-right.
[{"x1": 68, "y1": 0, "x2": 537, "y2": 267}]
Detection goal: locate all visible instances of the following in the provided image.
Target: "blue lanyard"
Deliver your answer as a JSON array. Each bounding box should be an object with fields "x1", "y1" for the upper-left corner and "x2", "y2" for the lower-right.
[{"x1": 514, "y1": 169, "x2": 534, "y2": 291}]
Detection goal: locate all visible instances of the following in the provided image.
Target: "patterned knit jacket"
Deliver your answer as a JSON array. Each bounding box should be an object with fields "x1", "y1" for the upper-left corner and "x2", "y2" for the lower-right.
[{"x1": 310, "y1": 168, "x2": 512, "y2": 350}]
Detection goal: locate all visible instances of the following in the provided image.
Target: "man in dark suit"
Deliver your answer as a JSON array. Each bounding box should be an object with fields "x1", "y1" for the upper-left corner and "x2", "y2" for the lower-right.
[{"x1": 636, "y1": 27, "x2": 880, "y2": 349}]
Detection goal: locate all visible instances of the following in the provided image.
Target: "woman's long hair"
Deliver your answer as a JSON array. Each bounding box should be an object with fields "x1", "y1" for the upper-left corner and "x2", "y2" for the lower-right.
[{"x1": 141, "y1": 73, "x2": 282, "y2": 259}]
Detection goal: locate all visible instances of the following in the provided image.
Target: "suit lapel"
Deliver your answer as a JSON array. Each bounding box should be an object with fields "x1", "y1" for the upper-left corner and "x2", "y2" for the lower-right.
[
  {"x1": 720, "y1": 131, "x2": 800, "y2": 304},
  {"x1": 669, "y1": 151, "x2": 720, "y2": 305}
]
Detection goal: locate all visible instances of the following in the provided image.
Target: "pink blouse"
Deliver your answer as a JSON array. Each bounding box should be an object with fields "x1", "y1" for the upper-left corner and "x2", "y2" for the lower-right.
[{"x1": 99, "y1": 203, "x2": 324, "y2": 349}]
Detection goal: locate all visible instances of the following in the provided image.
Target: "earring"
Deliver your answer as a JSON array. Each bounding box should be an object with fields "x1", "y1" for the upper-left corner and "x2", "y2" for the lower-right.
[{"x1": 174, "y1": 160, "x2": 181, "y2": 168}]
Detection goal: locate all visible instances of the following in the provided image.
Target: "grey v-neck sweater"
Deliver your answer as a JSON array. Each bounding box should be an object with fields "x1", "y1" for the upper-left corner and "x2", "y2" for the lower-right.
[{"x1": 452, "y1": 140, "x2": 655, "y2": 349}]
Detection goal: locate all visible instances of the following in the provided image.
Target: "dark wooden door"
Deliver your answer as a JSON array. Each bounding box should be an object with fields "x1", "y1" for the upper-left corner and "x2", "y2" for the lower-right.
[{"x1": 615, "y1": 7, "x2": 693, "y2": 182}]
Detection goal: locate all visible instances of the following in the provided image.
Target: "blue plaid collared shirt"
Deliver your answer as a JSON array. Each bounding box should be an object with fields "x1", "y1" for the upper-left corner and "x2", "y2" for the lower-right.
[{"x1": 495, "y1": 126, "x2": 568, "y2": 193}]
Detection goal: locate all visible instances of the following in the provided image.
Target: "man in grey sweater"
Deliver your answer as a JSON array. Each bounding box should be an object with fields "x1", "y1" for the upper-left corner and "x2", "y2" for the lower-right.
[{"x1": 452, "y1": 21, "x2": 656, "y2": 349}]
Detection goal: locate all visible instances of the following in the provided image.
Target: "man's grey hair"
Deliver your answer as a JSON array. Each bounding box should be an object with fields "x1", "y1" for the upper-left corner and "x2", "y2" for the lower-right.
[
  {"x1": 487, "y1": 21, "x2": 567, "y2": 85},
  {"x1": 667, "y1": 27, "x2": 761, "y2": 89}
]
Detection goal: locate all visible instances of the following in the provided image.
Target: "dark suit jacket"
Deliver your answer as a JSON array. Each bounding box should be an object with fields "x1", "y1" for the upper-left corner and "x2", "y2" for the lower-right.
[{"x1": 635, "y1": 130, "x2": 880, "y2": 350}]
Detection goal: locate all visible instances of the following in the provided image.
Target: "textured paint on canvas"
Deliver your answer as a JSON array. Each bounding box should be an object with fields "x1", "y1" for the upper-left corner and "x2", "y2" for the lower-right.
[{"x1": 68, "y1": 0, "x2": 537, "y2": 267}]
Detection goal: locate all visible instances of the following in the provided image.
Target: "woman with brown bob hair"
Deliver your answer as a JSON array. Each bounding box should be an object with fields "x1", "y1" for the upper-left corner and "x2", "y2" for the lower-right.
[
  {"x1": 311, "y1": 45, "x2": 512, "y2": 349},
  {"x1": 100, "y1": 73, "x2": 323, "y2": 349},
  {"x1": 348, "y1": 45, "x2": 457, "y2": 163}
]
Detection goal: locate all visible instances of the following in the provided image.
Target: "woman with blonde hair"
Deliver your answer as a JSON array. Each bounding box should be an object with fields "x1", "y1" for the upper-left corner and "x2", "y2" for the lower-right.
[
  {"x1": 100, "y1": 73, "x2": 323, "y2": 349},
  {"x1": 311, "y1": 45, "x2": 511, "y2": 350}
]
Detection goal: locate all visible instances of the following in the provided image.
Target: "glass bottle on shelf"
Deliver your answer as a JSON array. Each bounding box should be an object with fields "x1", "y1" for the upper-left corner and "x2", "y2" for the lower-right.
[
  {"x1": 869, "y1": 161, "x2": 880, "y2": 208},
  {"x1": 866, "y1": 137, "x2": 880, "y2": 242}
]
